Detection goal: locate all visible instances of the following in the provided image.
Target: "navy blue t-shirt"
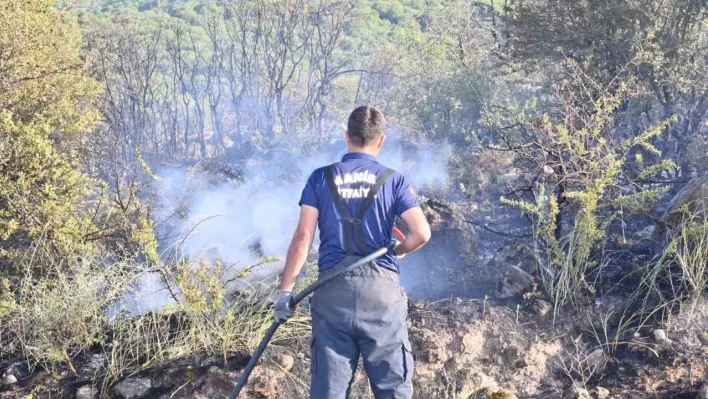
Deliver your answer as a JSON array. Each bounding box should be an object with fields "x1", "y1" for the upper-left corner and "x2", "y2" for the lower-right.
[{"x1": 299, "y1": 152, "x2": 419, "y2": 273}]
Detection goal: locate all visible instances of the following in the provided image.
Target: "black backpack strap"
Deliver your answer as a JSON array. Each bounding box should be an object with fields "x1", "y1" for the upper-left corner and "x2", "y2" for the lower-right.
[
  {"x1": 356, "y1": 168, "x2": 395, "y2": 220},
  {"x1": 354, "y1": 168, "x2": 395, "y2": 256},
  {"x1": 325, "y1": 166, "x2": 356, "y2": 256},
  {"x1": 325, "y1": 166, "x2": 396, "y2": 257}
]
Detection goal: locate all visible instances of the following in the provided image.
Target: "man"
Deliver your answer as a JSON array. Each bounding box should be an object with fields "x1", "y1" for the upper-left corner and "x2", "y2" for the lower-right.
[{"x1": 275, "y1": 106, "x2": 432, "y2": 399}]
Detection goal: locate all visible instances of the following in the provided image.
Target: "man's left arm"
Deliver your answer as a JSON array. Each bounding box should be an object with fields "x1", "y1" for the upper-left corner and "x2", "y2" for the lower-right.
[{"x1": 280, "y1": 204, "x2": 319, "y2": 292}]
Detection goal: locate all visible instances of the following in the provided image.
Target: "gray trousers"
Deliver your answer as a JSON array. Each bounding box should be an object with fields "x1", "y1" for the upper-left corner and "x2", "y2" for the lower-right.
[{"x1": 310, "y1": 257, "x2": 414, "y2": 399}]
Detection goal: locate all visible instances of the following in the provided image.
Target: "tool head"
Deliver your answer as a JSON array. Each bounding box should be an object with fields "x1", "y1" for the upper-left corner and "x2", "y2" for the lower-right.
[{"x1": 392, "y1": 227, "x2": 406, "y2": 241}]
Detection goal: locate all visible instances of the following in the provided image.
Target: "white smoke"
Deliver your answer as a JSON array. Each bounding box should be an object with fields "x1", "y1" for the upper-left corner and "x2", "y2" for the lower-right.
[{"x1": 124, "y1": 135, "x2": 450, "y2": 314}]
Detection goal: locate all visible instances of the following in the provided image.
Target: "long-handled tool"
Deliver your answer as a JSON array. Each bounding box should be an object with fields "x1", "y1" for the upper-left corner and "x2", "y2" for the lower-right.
[{"x1": 228, "y1": 227, "x2": 406, "y2": 399}]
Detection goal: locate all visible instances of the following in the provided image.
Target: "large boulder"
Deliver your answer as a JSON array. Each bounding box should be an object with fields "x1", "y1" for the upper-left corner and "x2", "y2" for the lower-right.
[
  {"x1": 655, "y1": 175, "x2": 708, "y2": 241},
  {"x1": 399, "y1": 197, "x2": 478, "y2": 299},
  {"x1": 113, "y1": 377, "x2": 152, "y2": 399},
  {"x1": 485, "y1": 242, "x2": 539, "y2": 299}
]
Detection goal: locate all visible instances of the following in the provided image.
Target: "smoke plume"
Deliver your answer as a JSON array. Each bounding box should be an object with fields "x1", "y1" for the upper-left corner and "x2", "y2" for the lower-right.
[{"x1": 124, "y1": 135, "x2": 450, "y2": 314}]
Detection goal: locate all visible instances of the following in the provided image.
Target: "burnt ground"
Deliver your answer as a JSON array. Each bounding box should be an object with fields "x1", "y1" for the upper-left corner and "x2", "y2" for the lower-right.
[
  {"x1": 2, "y1": 197, "x2": 708, "y2": 398},
  {"x1": 1, "y1": 294, "x2": 707, "y2": 399}
]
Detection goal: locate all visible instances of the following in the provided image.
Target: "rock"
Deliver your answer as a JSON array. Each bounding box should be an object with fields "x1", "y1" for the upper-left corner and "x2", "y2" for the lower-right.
[
  {"x1": 76, "y1": 386, "x2": 97, "y2": 399},
  {"x1": 2, "y1": 374, "x2": 17, "y2": 385},
  {"x1": 533, "y1": 300, "x2": 552, "y2": 317},
  {"x1": 248, "y1": 366, "x2": 282, "y2": 398},
  {"x1": 564, "y1": 384, "x2": 591, "y2": 399},
  {"x1": 585, "y1": 348, "x2": 607, "y2": 371},
  {"x1": 486, "y1": 242, "x2": 540, "y2": 298},
  {"x1": 274, "y1": 354, "x2": 294, "y2": 372},
  {"x1": 698, "y1": 382, "x2": 708, "y2": 399},
  {"x1": 496, "y1": 265, "x2": 536, "y2": 299},
  {"x1": 655, "y1": 175, "x2": 708, "y2": 241},
  {"x1": 113, "y1": 377, "x2": 152, "y2": 398},
  {"x1": 697, "y1": 331, "x2": 708, "y2": 346},
  {"x1": 595, "y1": 386, "x2": 610, "y2": 399},
  {"x1": 653, "y1": 329, "x2": 671, "y2": 344},
  {"x1": 488, "y1": 242, "x2": 539, "y2": 276},
  {"x1": 635, "y1": 225, "x2": 655, "y2": 240},
  {"x1": 543, "y1": 165, "x2": 555, "y2": 175}
]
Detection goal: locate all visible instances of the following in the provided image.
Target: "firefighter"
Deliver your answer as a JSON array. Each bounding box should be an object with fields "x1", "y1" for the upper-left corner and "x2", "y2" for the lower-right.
[{"x1": 275, "y1": 106, "x2": 432, "y2": 398}]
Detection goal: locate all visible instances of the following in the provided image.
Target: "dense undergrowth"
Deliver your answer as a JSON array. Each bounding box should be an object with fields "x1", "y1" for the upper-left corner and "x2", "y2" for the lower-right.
[{"x1": 0, "y1": 245, "x2": 314, "y2": 391}]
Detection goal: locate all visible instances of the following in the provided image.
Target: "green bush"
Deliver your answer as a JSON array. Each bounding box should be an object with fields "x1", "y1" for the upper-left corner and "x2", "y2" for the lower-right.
[
  {"x1": 500, "y1": 79, "x2": 676, "y2": 312},
  {"x1": 0, "y1": 0, "x2": 100, "y2": 273},
  {"x1": 1, "y1": 254, "x2": 140, "y2": 372}
]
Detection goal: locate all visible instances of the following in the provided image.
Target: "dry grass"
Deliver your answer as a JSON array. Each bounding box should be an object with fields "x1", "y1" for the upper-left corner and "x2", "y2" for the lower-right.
[
  {"x1": 630, "y1": 206, "x2": 708, "y2": 327},
  {"x1": 556, "y1": 334, "x2": 606, "y2": 389},
  {"x1": 0, "y1": 242, "x2": 312, "y2": 393},
  {"x1": 1, "y1": 252, "x2": 140, "y2": 373}
]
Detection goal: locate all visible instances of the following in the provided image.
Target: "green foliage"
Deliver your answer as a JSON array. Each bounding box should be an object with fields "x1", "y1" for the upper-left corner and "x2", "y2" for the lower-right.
[
  {"x1": 0, "y1": 0, "x2": 101, "y2": 270},
  {"x1": 174, "y1": 260, "x2": 226, "y2": 315},
  {"x1": 3, "y1": 0, "x2": 708, "y2": 385},
  {"x1": 0, "y1": 3, "x2": 163, "y2": 373},
  {"x1": 0, "y1": 279, "x2": 17, "y2": 318},
  {"x1": 500, "y1": 83, "x2": 676, "y2": 309},
  {"x1": 506, "y1": 0, "x2": 708, "y2": 177}
]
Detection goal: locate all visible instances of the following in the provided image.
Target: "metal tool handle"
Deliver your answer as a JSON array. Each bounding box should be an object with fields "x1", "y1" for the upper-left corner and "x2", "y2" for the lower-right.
[
  {"x1": 290, "y1": 243, "x2": 394, "y2": 306},
  {"x1": 229, "y1": 321, "x2": 280, "y2": 399},
  {"x1": 229, "y1": 241, "x2": 397, "y2": 399}
]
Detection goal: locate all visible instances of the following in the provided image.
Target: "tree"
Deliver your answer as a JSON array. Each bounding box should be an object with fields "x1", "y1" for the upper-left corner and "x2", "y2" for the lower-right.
[
  {"x1": 505, "y1": 0, "x2": 708, "y2": 177},
  {"x1": 494, "y1": 70, "x2": 676, "y2": 308},
  {"x1": 0, "y1": 0, "x2": 100, "y2": 269}
]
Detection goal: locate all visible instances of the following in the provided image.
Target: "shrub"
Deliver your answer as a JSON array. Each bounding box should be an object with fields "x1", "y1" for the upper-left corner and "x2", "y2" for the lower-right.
[
  {"x1": 497, "y1": 73, "x2": 676, "y2": 312},
  {"x1": 1, "y1": 253, "x2": 141, "y2": 372},
  {"x1": 632, "y1": 205, "x2": 708, "y2": 325},
  {"x1": 0, "y1": 0, "x2": 100, "y2": 275}
]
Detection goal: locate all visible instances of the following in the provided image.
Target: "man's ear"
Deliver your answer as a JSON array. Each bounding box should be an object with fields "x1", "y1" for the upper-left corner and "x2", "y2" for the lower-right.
[
  {"x1": 377, "y1": 135, "x2": 386, "y2": 150},
  {"x1": 345, "y1": 130, "x2": 352, "y2": 146}
]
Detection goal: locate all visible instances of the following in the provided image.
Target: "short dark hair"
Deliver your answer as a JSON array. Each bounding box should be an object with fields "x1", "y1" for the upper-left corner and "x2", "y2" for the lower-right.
[{"x1": 347, "y1": 106, "x2": 385, "y2": 147}]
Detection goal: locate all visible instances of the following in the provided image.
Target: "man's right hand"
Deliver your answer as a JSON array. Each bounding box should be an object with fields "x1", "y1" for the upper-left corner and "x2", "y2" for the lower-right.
[
  {"x1": 396, "y1": 207, "x2": 432, "y2": 257},
  {"x1": 274, "y1": 290, "x2": 294, "y2": 323},
  {"x1": 392, "y1": 239, "x2": 406, "y2": 259}
]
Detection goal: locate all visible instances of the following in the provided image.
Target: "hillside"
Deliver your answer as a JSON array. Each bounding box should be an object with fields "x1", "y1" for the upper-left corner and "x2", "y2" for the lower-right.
[{"x1": 1, "y1": 0, "x2": 708, "y2": 398}]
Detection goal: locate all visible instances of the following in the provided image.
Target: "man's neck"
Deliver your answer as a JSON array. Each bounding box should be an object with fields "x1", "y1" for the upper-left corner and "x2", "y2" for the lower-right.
[{"x1": 347, "y1": 146, "x2": 379, "y2": 157}]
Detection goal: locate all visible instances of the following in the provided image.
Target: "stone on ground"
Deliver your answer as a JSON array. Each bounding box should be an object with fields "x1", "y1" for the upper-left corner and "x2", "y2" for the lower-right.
[
  {"x1": 274, "y1": 354, "x2": 295, "y2": 372},
  {"x1": 533, "y1": 300, "x2": 552, "y2": 317},
  {"x1": 1, "y1": 374, "x2": 17, "y2": 385},
  {"x1": 653, "y1": 329, "x2": 670, "y2": 344},
  {"x1": 595, "y1": 386, "x2": 610, "y2": 399},
  {"x1": 113, "y1": 377, "x2": 152, "y2": 398},
  {"x1": 76, "y1": 386, "x2": 97, "y2": 399}
]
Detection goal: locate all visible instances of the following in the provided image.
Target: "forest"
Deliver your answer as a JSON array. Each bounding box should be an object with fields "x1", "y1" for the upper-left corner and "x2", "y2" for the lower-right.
[{"x1": 1, "y1": 0, "x2": 708, "y2": 398}]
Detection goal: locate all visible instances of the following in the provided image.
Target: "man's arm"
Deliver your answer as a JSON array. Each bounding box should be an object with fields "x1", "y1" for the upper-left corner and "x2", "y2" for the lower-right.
[
  {"x1": 395, "y1": 207, "x2": 431, "y2": 256},
  {"x1": 280, "y1": 204, "x2": 319, "y2": 292}
]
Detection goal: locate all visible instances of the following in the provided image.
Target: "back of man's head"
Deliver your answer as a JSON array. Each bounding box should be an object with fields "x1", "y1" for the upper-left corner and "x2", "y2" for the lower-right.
[{"x1": 347, "y1": 106, "x2": 385, "y2": 147}]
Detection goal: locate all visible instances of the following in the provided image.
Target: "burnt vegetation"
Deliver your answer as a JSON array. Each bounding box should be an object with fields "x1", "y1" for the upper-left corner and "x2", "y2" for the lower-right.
[{"x1": 1, "y1": 0, "x2": 708, "y2": 398}]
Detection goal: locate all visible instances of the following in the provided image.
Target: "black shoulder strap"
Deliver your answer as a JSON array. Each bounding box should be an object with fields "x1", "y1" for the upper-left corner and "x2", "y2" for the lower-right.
[
  {"x1": 357, "y1": 168, "x2": 395, "y2": 220},
  {"x1": 354, "y1": 168, "x2": 395, "y2": 256},
  {"x1": 325, "y1": 166, "x2": 395, "y2": 257},
  {"x1": 325, "y1": 165, "x2": 356, "y2": 256}
]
